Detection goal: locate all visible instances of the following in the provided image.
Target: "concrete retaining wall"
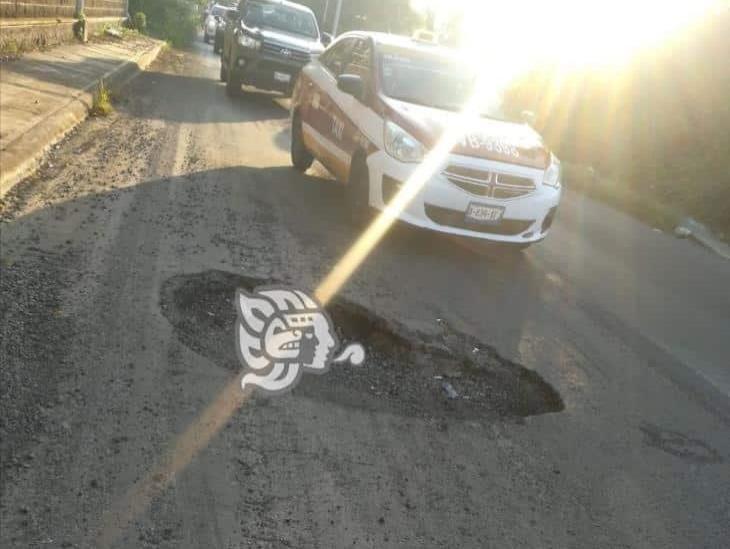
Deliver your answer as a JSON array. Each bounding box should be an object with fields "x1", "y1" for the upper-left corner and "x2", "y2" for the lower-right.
[
  {"x1": 0, "y1": 1, "x2": 127, "y2": 19},
  {"x1": 0, "y1": 16, "x2": 125, "y2": 51}
]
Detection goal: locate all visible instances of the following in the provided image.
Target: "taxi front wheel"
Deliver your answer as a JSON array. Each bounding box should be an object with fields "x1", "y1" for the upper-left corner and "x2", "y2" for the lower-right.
[
  {"x1": 291, "y1": 115, "x2": 314, "y2": 172},
  {"x1": 347, "y1": 158, "x2": 372, "y2": 225}
]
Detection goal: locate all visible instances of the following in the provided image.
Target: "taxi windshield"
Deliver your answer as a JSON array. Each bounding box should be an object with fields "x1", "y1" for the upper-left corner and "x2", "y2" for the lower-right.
[{"x1": 379, "y1": 47, "x2": 514, "y2": 121}]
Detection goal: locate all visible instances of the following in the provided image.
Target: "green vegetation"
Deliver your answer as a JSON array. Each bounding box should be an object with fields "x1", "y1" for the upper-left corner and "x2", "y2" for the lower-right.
[
  {"x1": 128, "y1": 0, "x2": 199, "y2": 47},
  {"x1": 503, "y1": 11, "x2": 730, "y2": 238},
  {"x1": 563, "y1": 164, "x2": 681, "y2": 233},
  {"x1": 90, "y1": 80, "x2": 113, "y2": 117},
  {"x1": 0, "y1": 39, "x2": 21, "y2": 56},
  {"x1": 73, "y1": 11, "x2": 87, "y2": 41},
  {"x1": 132, "y1": 12, "x2": 147, "y2": 33},
  {"x1": 296, "y1": 0, "x2": 424, "y2": 35}
]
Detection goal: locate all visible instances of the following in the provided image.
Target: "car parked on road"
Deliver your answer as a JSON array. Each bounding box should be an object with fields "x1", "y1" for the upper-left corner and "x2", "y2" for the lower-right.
[
  {"x1": 220, "y1": 0, "x2": 329, "y2": 97},
  {"x1": 213, "y1": 6, "x2": 238, "y2": 54},
  {"x1": 204, "y1": 4, "x2": 231, "y2": 45},
  {"x1": 289, "y1": 32, "x2": 563, "y2": 248}
]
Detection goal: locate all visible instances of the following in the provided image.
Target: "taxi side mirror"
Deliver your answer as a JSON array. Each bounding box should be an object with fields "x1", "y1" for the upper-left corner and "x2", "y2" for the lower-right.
[{"x1": 337, "y1": 74, "x2": 364, "y2": 101}]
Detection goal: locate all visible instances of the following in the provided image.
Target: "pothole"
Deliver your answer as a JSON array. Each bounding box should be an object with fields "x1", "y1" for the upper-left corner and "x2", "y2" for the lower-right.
[{"x1": 160, "y1": 270, "x2": 564, "y2": 419}]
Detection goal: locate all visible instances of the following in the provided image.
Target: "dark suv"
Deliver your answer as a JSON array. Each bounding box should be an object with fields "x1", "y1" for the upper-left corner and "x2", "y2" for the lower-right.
[{"x1": 220, "y1": 0, "x2": 329, "y2": 97}]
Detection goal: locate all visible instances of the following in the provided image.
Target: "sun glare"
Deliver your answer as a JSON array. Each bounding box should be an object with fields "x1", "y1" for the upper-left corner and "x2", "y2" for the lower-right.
[{"x1": 423, "y1": 0, "x2": 719, "y2": 71}]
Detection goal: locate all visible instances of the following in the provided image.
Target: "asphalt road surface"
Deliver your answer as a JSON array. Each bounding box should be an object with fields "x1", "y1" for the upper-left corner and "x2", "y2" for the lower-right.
[{"x1": 2, "y1": 42, "x2": 729, "y2": 549}]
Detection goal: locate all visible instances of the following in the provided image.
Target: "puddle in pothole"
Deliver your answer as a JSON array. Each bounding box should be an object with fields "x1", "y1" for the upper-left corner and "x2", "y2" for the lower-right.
[{"x1": 159, "y1": 270, "x2": 564, "y2": 419}]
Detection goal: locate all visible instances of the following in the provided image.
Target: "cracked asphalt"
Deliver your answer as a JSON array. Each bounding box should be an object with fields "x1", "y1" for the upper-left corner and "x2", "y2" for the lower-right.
[{"x1": 1, "y1": 42, "x2": 729, "y2": 548}]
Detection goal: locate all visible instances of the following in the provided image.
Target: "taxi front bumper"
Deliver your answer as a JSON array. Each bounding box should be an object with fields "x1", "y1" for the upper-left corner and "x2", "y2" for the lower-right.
[{"x1": 366, "y1": 151, "x2": 561, "y2": 244}]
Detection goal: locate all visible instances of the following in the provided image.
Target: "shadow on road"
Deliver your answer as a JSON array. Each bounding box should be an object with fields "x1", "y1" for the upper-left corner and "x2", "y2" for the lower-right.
[
  {"x1": 3, "y1": 163, "x2": 544, "y2": 388},
  {"x1": 115, "y1": 69, "x2": 289, "y2": 124}
]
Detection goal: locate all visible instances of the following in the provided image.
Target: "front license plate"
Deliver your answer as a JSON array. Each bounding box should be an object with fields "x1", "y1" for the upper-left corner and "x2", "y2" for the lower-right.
[
  {"x1": 274, "y1": 72, "x2": 291, "y2": 83},
  {"x1": 465, "y1": 203, "x2": 504, "y2": 224}
]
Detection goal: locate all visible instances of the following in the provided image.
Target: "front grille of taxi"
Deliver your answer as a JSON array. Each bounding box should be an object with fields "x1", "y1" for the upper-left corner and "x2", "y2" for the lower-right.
[
  {"x1": 261, "y1": 41, "x2": 310, "y2": 65},
  {"x1": 444, "y1": 166, "x2": 536, "y2": 199}
]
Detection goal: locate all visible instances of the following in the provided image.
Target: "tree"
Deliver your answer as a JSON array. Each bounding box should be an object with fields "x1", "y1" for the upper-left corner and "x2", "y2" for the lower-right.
[
  {"x1": 128, "y1": 0, "x2": 200, "y2": 46},
  {"x1": 297, "y1": 0, "x2": 424, "y2": 35}
]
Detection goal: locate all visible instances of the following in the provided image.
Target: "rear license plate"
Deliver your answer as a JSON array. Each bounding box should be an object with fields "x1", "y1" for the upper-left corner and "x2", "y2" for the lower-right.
[
  {"x1": 274, "y1": 72, "x2": 291, "y2": 83},
  {"x1": 465, "y1": 203, "x2": 504, "y2": 224}
]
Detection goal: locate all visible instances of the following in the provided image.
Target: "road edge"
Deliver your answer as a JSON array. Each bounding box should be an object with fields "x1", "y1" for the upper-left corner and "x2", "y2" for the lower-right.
[{"x1": 0, "y1": 40, "x2": 165, "y2": 199}]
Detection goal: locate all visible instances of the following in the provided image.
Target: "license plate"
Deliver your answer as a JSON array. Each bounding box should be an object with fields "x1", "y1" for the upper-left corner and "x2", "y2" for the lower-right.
[
  {"x1": 274, "y1": 72, "x2": 291, "y2": 83},
  {"x1": 465, "y1": 203, "x2": 504, "y2": 224}
]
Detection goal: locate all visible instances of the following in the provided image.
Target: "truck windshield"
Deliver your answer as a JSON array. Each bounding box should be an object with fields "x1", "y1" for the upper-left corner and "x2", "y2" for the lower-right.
[
  {"x1": 379, "y1": 48, "x2": 514, "y2": 121},
  {"x1": 245, "y1": 2, "x2": 318, "y2": 39}
]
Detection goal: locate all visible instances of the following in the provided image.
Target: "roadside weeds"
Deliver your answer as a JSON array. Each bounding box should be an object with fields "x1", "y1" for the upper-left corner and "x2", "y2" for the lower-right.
[
  {"x1": 90, "y1": 80, "x2": 113, "y2": 117},
  {"x1": 563, "y1": 163, "x2": 729, "y2": 250},
  {"x1": 564, "y1": 164, "x2": 680, "y2": 232}
]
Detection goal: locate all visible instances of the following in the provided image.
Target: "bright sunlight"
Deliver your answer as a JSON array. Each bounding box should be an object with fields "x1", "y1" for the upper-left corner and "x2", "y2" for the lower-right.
[{"x1": 417, "y1": 0, "x2": 721, "y2": 70}]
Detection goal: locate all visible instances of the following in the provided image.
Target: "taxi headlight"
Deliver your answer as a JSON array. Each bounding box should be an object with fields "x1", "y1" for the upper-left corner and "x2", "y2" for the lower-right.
[
  {"x1": 384, "y1": 120, "x2": 425, "y2": 163},
  {"x1": 543, "y1": 155, "x2": 562, "y2": 189}
]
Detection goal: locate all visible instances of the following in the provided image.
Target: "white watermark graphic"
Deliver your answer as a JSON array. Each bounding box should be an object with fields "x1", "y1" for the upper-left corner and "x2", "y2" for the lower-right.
[{"x1": 235, "y1": 286, "x2": 365, "y2": 395}]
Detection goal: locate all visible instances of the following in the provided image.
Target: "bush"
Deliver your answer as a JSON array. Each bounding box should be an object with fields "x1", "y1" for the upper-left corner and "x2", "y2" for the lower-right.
[
  {"x1": 132, "y1": 12, "x2": 147, "y2": 32},
  {"x1": 128, "y1": 0, "x2": 198, "y2": 47},
  {"x1": 74, "y1": 11, "x2": 87, "y2": 40}
]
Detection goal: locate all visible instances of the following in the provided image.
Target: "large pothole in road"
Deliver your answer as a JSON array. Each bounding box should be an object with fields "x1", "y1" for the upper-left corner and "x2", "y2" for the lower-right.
[{"x1": 160, "y1": 270, "x2": 563, "y2": 419}]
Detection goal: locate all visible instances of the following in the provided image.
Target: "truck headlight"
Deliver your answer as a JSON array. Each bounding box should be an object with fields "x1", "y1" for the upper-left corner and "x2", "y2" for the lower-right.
[
  {"x1": 542, "y1": 155, "x2": 561, "y2": 189},
  {"x1": 238, "y1": 33, "x2": 261, "y2": 50},
  {"x1": 384, "y1": 120, "x2": 425, "y2": 163}
]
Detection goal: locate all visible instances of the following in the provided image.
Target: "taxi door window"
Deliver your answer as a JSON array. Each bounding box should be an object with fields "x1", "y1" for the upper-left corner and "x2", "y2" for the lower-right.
[
  {"x1": 342, "y1": 38, "x2": 372, "y2": 101},
  {"x1": 343, "y1": 39, "x2": 372, "y2": 81},
  {"x1": 320, "y1": 38, "x2": 355, "y2": 78}
]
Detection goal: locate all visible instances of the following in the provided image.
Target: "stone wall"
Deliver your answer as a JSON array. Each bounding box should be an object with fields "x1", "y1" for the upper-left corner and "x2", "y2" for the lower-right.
[{"x1": 0, "y1": 1, "x2": 127, "y2": 19}]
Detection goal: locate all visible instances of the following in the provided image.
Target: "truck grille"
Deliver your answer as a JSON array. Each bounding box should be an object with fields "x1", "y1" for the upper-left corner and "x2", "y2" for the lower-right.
[
  {"x1": 444, "y1": 166, "x2": 536, "y2": 199},
  {"x1": 261, "y1": 42, "x2": 310, "y2": 65}
]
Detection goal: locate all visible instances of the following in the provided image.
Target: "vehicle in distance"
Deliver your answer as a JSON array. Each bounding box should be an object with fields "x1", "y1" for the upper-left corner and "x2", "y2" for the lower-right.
[
  {"x1": 290, "y1": 33, "x2": 563, "y2": 248},
  {"x1": 213, "y1": 6, "x2": 238, "y2": 54},
  {"x1": 204, "y1": 4, "x2": 231, "y2": 45},
  {"x1": 221, "y1": 0, "x2": 327, "y2": 97}
]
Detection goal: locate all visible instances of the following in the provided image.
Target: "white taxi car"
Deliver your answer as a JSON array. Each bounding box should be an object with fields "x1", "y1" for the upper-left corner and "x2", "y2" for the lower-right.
[{"x1": 290, "y1": 32, "x2": 562, "y2": 248}]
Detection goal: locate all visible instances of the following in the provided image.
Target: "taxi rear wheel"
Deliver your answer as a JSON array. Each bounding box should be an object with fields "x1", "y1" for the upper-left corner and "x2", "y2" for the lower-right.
[{"x1": 291, "y1": 115, "x2": 314, "y2": 172}]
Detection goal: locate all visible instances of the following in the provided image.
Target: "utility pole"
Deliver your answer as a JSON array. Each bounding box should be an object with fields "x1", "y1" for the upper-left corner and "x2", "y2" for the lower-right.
[
  {"x1": 323, "y1": 0, "x2": 330, "y2": 29},
  {"x1": 75, "y1": 0, "x2": 84, "y2": 18},
  {"x1": 332, "y1": 0, "x2": 343, "y2": 36}
]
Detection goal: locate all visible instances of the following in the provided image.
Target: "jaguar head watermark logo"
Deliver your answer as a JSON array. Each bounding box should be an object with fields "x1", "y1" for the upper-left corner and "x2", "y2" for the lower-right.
[{"x1": 235, "y1": 286, "x2": 365, "y2": 395}]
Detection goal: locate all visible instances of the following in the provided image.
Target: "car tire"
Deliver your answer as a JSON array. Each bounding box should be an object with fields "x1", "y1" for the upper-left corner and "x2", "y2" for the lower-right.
[
  {"x1": 226, "y1": 70, "x2": 241, "y2": 97},
  {"x1": 347, "y1": 156, "x2": 372, "y2": 225},
  {"x1": 291, "y1": 115, "x2": 314, "y2": 172}
]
